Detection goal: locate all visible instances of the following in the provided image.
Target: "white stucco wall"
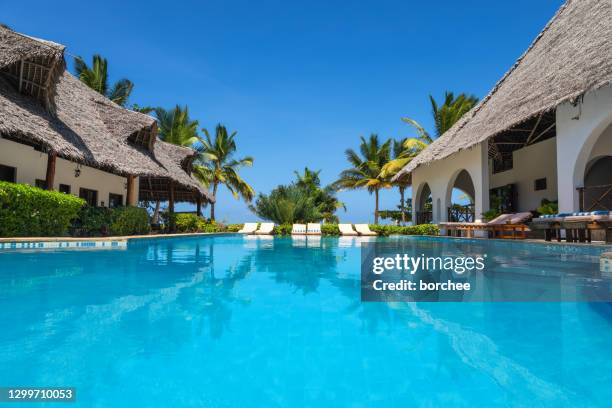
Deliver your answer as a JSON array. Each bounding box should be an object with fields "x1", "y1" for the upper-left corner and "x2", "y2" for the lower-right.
[
  {"x1": 489, "y1": 137, "x2": 558, "y2": 212},
  {"x1": 0, "y1": 137, "x2": 134, "y2": 207},
  {"x1": 411, "y1": 142, "x2": 489, "y2": 223},
  {"x1": 556, "y1": 85, "x2": 612, "y2": 212}
]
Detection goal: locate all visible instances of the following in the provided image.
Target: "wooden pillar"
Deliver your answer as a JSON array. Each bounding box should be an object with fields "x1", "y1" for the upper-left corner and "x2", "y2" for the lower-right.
[
  {"x1": 196, "y1": 195, "x2": 202, "y2": 217},
  {"x1": 126, "y1": 175, "x2": 137, "y2": 206},
  {"x1": 168, "y1": 180, "x2": 175, "y2": 232},
  {"x1": 45, "y1": 152, "x2": 56, "y2": 190}
]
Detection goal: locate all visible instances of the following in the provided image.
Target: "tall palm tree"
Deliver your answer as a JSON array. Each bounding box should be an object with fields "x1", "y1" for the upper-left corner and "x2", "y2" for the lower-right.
[
  {"x1": 193, "y1": 124, "x2": 255, "y2": 221},
  {"x1": 74, "y1": 55, "x2": 133, "y2": 106},
  {"x1": 381, "y1": 91, "x2": 479, "y2": 176},
  {"x1": 154, "y1": 105, "x2": 199, "y2": 146},
  {"x1": 150, "y1": 105, "x2": 199, "y2": 221},
  {"x1": 391, "y1": 139, "x2": 412, "y2": 225},
  {"x1": 333, "y1": 134, "x2": 392, "y2": 224}
]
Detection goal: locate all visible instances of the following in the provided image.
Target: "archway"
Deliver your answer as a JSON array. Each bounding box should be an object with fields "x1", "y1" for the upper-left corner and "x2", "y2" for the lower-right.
[
  {"x1": 414, "y1": 182, "x2": 432, "y2": 224},
  {"x1": 582, "y1": 156, "x2": 612, "y2": 211},
  {"x1": 445, "y1": 169, "x2": 476, "y2": 222}
]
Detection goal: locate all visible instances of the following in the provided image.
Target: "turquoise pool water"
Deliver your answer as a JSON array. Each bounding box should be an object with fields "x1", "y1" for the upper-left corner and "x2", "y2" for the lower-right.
[{"x1": 0, "y1": 235, "x2": 611, "y2": 407}]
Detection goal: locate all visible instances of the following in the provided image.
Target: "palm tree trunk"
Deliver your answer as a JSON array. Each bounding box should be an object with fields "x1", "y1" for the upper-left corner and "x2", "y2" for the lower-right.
[
  {"x1": 374, "y1": 188, "x2": 380, "y2": 225},
  {"x1": 399, "y1": 187, "x2": 406, "y2": 225},
  {"x1": 210, "y1": 182, "x2": 218, "y2": 221},
  {"x1": 152, "y1": 200, "x2": 161, "y2": 223}
]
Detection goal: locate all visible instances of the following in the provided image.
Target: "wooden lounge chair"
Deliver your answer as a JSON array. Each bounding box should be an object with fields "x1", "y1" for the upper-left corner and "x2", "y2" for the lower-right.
[
  {"x1": 306, "y1": 223, "x2": 322, "y2": 235},
  {"x1": 561, "y1": 211, "x2": 612, "y2": 243},
  {"x1": 255, "y1": 222, "x2": 275, "y2": 235},
  {"x1": 355, "y1": 224, "x2": 377, "y2": 236},
  {"x1": 291, "y1": 224, "x2": 307, "y2": 235},
  {"x1": 338, "y1": 223, "x2": 358, "y2": 236},
  {"x1": 531, "y1": 213, "x2": 571, "y2": 242},
  {"x1": 237, "y1": 222, "x2": 258, "y2": 234},
  {"x1": 447, "y1": 213, "x2": 532, "y2": 239}
]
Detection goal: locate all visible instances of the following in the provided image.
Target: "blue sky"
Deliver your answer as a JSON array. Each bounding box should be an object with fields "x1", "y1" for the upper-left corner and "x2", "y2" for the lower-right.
[{"x1": 4, "y1": 0, "x2": 564, "y2": 223}]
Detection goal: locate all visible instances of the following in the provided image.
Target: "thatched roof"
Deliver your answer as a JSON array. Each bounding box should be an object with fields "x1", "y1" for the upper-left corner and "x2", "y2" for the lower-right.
[
  {"x1": 394, "y1": 0, "x2": 612, "y2": 180},
  {"x1": 0, "y1": 26, "x2": 213, "y2": 204}
]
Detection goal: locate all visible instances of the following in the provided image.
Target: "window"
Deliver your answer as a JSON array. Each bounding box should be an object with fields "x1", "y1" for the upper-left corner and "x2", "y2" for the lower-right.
[
  {"x1": 79, "y1": 188, "x2": 98, "y2": 207},
  {"x1": 0, "y1": 164, "x2": 16, "y2": 182},
  {"x1": 534, "y1": 178, "x2": 547, "y2": 191},
  {"x1": 109, "y1": 193, "x2": 123, "y2": 208},
  {"x1": 35, "y1": 179, "x2": 47, "y2": 189},
  {"x1": 59, "y1": 184, "x2": 71, "y2": 194}
]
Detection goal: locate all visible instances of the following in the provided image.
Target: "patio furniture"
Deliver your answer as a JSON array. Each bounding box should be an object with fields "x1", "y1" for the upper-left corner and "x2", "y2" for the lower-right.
[
  {"x1": 255, "y1": 223, "x2": 275, "y2": 235},
  {"x1": 237, "y1": 222, "x2": 258, "y2": 234},
  {"x1": 354, "y1": 224, "x2": 377, "y2": 236},
  {"x1": 441, "y1": 213, "x2": 532, "y2": 239},
  {"x1": 338, "y1": 223, "x2": 358, "y2": 236},
  {"x1": 306, "y1": 223, "x2": 322, "y2": 235},
  {"x1": 561, "y1": 211, "x2": 612, "y2": 243},
  {"x1": 292, "y1": 224, "x2": 307, "y2": 235}
]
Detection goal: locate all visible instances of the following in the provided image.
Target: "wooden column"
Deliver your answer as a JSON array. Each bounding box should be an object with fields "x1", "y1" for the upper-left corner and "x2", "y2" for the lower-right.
[
  {"x1": 126, "y1": 175, "x2": 137, "y2": 206},
  {"x1": 196, "y1": 195, "x2": 202, "y2": 217},
  {"x1": 168, "y1": 180, "x2": 175, "y2": 232},
  {"x1": 45, "y1": 152, "x2": 57, "y2": 190}
]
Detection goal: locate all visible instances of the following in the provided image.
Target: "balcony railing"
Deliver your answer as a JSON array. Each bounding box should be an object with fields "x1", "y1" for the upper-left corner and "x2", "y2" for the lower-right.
[
  {"x1": 577, "y1": 184, "x2": 612, "y2": 211},
  {"x1": 447, "y1": 204, "x2": 475, "y2": 223}
]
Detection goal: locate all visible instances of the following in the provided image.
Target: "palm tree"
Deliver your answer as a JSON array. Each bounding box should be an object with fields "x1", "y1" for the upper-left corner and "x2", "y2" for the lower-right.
[
  {"x1": 381, "y1": 91, "x2": 479, "y2": 177},
  {"x1": 74, "y1": 55, "x2": 133, "y2": 106},
  {"x1": 193, "y1": 124, "x2": 255, "y2": 221},
  {"x1": 333, "y1": 134, "x2": 392, "y2": 224},
  {"x1": 391, "y1": 139, "x2": 411, "y2": 225},
  {"x1": 154, "y1": 105, "x2": 199, "y2": 146},
  {"x1": 150, "y1": 105, "x2": 199, "y2": 222}
]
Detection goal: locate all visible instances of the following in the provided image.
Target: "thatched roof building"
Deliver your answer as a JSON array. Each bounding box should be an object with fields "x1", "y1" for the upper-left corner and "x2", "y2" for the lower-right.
[
  {"x1": 394, "y1": 0, "x2": 612, "y2": 180},
  {"x1": 0, "y1": 25, "x2": 213, "y2": 204}
]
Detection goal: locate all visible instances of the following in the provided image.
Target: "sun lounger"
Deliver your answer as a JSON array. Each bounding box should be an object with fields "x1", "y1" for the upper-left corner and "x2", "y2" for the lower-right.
[
  {"x1": 442, "y1": 213, "x2": 532, "y2": 239},
  {"x1": 306, "y1": 223, "x2": 322, "y2": 235},
  {"x1": 255, "y1": 222, "x2": 275, "y2": 235},
  {"x1": 531, "y1": 213, "x2": 571, "y2": 241},
  {"x1": 561, "y1": 211, "x2": 612, "y2": 243},
  {"x1": 292, "y1": 224, "x2": 307, "y2": 235},
  {"x1": 354, "y1": 224, "x2": 377, "y2": 236},
  {"x1": 338, "y1": 223, "x2": 358, "y2": 236},
  {"x1": 237, "y1": 222, "x2": 258, "y2": 234}
]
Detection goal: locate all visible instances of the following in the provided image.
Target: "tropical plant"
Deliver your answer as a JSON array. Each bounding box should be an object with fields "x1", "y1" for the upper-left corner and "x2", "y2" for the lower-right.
[
  {"x1": 333, "y1": 134, "x2": 392, "y2": 224},
  {"x1": 131, "y1": 104, "x2": 155, "y2": 114},
  {"x1": 193, "y1": 124, "x2": 255, "y2": 221},
  {"x1": 154, "y1": 105, "x2": 199, "y2": 147},
  {"x1": 294, "y1": 167, "x2": 345, "y2": 222},
  {"x1": 74, "y1": 55, "x2": 133, "y2": 106}
]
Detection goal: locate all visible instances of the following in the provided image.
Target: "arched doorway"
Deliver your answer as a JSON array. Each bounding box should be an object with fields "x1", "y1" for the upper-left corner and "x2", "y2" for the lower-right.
[
  {"x1": 446, "y1": 169, "x2": 476, "y2": 222},
  {"x1": 582, "y1": 156, "x2": 612, "y2": 211},
  {"x1": 415, "y1": 183, "x2": 432, "y2": 224},
  {"x1": 577, "y1": 123, "x2": 612, "y2": 211}
]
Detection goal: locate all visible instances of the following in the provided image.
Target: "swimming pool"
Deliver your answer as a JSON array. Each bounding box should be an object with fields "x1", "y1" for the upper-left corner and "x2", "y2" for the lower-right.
[{"x1": 0, "y1": 235, "x2": 611, "y2": 407}]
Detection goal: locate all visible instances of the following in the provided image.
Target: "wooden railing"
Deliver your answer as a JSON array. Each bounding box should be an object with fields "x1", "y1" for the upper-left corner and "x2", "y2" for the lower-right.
[
  {"x1": 447, "y1": 204, "x2": 475, "y2": 222},
  {"x1": 577, "y1": 183, "x2": 612, "y2": 211},
  {"x1": 416, "y1": 211, "x2": 432, "y2": 225}
]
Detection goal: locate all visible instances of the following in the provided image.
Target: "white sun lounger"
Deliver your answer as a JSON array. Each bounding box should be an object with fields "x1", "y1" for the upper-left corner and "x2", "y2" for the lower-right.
[
  {"x1": 354, "y1": 224, "x2": 377, "y2": 236},
  {"x1": 292, "y1": 224, "x2": 307, "y2": 235},
  {"x1": 306, "y1": 223, "x2": 322, "y2": 235},
  {"x1": 237, "y1": 222, "x2": 258, "y2": 234},
  {"x1": 255, "y1": 222, "x2": 275, "y2": 235},
  {"x1": 338, "y1": 223, "x2": 358, "y2": 236}
]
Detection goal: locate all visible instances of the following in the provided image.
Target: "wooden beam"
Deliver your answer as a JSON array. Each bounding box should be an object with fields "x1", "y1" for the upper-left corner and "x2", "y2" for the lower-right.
[
  {"x1": 528, "y1": 123, "x2": 555, "y2": 145},
  {"x1": 168, "y1": 180, "x2": 175, "y2": 232},
  {"x1": 45, "y1": 152, "x2": 56, "y2": 190},
  {"x1": 525, "y1": 114, "x2": 543, "y2": 145},
  {"x1": 196, "y1": 195, "x2": 202, "y2": 217},
  {"x1": 126, "y1": 175, "x2": 137, "y2": 206},
  {"x1": 18, "y1": 60, "x2": 24, "y2": 92}
]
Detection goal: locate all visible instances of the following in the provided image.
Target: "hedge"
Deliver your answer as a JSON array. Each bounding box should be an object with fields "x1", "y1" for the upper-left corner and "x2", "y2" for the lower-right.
[
  {"x1": 264, "y1": 223, "x2": 439, "y2": 236},
  {"x1": 72, "y1": 206, "x2": 150, "y2": 236},
  {"x1": 0, "y1": 181, "x2": 85, "y2": 237}
]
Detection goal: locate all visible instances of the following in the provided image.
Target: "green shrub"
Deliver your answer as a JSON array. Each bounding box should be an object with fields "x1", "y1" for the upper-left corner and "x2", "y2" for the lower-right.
[
  {"x1": 175, "y1": 213, "x2": 201, "y2": 233},
  {"x1": 109, "y1": 207, "x2": 150, "y2": 236},
  {"x1": 368, "y1": 224, "x2": 439, "y2": 236},
  {"x1": 0, "y1": 181, "x2": 85, "y2": 237},
  {"x1": 225, "y1": 223, "x2": 244, "y2": 232},
  {"x1": 321, "y1": 223, "x2": 340, "y2": 236},
  {"x1": 73, "y1": 206, "x2": 113, "y2": 236},
  {"x1": 273, "y1": 223, "x2": 292, "y2": 235}
]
